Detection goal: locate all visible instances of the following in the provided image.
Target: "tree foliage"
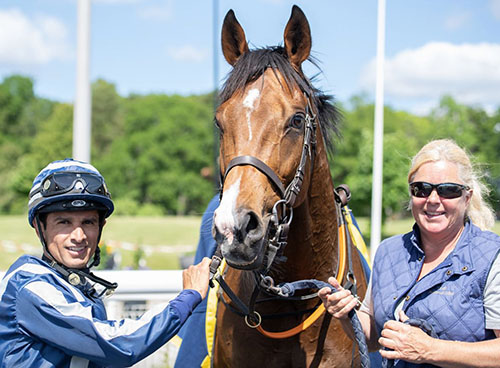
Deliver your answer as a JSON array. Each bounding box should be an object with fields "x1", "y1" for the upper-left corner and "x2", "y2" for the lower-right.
[
  {"x1": 0, "y1": 74, "x2": 498, "y2": 222},
  {"x1": 331, "y1": 94, "x2": 500, "y2": 221},
  {"x1": 93, "y1": 93, "x2": 215, "y2": 215}
]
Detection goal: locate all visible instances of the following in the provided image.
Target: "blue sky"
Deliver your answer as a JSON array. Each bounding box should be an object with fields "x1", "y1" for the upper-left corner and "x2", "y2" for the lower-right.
[{"x1": 1, "y1": 0, "x2": 499, "y2": 115}]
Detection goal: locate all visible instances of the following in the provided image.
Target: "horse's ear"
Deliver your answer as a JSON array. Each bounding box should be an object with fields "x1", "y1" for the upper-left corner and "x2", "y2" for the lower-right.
[
  {"x1": 283, "y1": 5, "x2": 311, "y2": 69},
  {"x1": 221, "y1": 10, "x2": 249, "y2": 66}
]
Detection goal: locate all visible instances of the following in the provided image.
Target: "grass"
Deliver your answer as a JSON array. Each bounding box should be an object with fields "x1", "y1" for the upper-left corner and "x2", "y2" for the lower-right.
[
  {"x1": 103, "y1": 216, "x2": 203, "y2": 270},
  {"x1": 0, "y1": 216, "x2": 40, "y2": 246},
  {"x1": 353, "y1": 217, "x2": 412, "y2": 241},
  {"x1": 1, "y1": 215, "x2": 499, "y2": 271},
  {"x1": 104, "y1": 216, "x2": 203, "y2": 246},
  {"x1": 0, "y1": 215, "x2": 203, "y2": 271}
]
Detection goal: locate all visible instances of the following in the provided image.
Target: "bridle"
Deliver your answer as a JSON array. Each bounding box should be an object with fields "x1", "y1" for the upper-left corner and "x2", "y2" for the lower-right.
[
  {"x1": 211, "y1": 89, "x2": 335, "y2": 322},
  {"x1": 211, "y1": 89, "x2": 321, "y2": 333},
  {"x1": 210, "y1": 88, "x2": 370, "y2": 366},
  {"x1": 216, "y1": 91, "x2": 317, "y2": 273}
]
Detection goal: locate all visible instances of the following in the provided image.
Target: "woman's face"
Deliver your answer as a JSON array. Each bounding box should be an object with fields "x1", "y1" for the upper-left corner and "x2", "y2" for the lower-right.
[{"x1": 410, "y1": 161, "x2": 472, "y2": 241}]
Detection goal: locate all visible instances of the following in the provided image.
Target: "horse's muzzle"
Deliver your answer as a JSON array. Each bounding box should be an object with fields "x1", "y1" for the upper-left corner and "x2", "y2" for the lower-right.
[{"x1": 213, "y1": 209, "x2": 269, "y2": 270}]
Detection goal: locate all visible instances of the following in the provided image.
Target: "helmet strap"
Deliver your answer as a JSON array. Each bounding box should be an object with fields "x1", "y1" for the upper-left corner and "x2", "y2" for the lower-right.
[
  {"x1": 35, "y1": 214, "x2": 53, "y2": 260},
  {"x1": 87, "y1": 217, "x2": 105, "y2": 268}
]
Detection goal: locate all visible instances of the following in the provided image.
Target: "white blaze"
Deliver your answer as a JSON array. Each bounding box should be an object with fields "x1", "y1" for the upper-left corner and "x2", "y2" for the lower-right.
[
  {"x1": 214, "y1": 177, "x2": 241, "y2": 244},
  {"x1": 242, "y1": 88, "x2": 260, "y2": 141}
]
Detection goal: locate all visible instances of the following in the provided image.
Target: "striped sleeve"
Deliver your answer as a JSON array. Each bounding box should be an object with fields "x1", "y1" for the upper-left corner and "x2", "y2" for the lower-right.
[{"x1": 16, "y1": 280, "x2": 201, "y2": 366}]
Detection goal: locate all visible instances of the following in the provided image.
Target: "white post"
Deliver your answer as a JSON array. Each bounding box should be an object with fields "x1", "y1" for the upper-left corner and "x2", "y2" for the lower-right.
[
  {"x1": 73, "y1": 0, "x2": 92, "y2": 163},
  {"x1": 212, "y1": 0, "x2": 220, "y2": 189},
  {"x1": 213, "y1": 0, "x2": 219, "y2": 100},
  {"x1": 370, "y1": 0, "x2": 386, "y2": 260}
]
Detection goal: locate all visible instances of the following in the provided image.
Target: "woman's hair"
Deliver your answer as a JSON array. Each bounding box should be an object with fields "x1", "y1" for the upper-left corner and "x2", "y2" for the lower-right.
[{"x1": 408, "y1": 139, "x2": 495, "y2": 230}]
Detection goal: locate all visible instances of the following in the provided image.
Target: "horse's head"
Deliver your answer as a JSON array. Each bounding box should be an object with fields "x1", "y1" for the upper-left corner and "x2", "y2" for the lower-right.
[{"x1": 213, "y1": 6, "x2": 335, "y2": 270}]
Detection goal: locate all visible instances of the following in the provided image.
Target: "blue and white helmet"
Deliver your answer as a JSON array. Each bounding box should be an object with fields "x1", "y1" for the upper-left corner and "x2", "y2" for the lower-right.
[{"x1": 28, "y1": 159, "x2": 114, "y2": 227}]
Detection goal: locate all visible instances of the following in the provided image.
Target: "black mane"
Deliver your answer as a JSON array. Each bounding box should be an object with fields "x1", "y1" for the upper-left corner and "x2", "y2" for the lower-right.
[{"x1": 218, "y1": 46, "x2": 341, "y2": 154}]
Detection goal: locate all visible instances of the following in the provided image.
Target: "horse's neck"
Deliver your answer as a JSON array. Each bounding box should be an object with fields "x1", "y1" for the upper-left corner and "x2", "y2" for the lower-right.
[{"x1": 280, "y1": 143, "x2": 339, "y2": 281}]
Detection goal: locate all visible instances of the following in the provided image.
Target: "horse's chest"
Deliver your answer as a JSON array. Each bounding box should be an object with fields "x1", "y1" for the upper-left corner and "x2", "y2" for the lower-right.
[{"x1": 215, "y1": 312, "x2": 356, "y2": 368}]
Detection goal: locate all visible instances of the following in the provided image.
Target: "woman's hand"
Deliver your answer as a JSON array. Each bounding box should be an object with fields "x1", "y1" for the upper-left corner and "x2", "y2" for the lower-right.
[
  {"x1": 318, "y1": 276, "x2": 359, "y2": 320},
  {"x1": 379, "y1": 310, "x2": 434, "y2": 363}
]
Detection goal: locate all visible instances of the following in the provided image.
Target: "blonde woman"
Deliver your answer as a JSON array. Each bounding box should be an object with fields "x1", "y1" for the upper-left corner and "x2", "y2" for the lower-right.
[{"x1": 320, "y1": 139, "x2": 500, "y2": 367}]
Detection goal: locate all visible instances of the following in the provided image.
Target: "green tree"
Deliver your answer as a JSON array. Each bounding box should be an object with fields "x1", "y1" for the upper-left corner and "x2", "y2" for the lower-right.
[
  {"x1": 332, "y1": 96, "x2": 431, "y2": 221},
  {"x1": 7, "y1": 103, "x2": 73, "y2": 213},
  {"x1": 91, "y1": 79, "x2": 124, "y2": 158},
  {"x1": 96, "y1": 93, "x2": 215, "y2": 215},
  {"x1": 0, "y1": 75, "x2": 55, "y2": 214},
  {"x1": 0, "y1": 75, "x2": 35, "y2": 136},
  {"x1": 0, "y1": 73, "x2": 496, "y2": 221},
  {"x1": 429, "y1": 96, "x2": 500, "y2": 214}
]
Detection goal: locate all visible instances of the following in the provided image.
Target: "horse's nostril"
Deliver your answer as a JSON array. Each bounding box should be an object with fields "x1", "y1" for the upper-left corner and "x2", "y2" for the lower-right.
[{"x1": 245, "y1": 211, "x2": 259, "y2": 234}]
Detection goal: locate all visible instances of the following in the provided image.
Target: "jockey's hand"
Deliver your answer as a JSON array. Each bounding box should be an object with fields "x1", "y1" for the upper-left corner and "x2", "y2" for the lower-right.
[
  {"x1": 318, "y1": 276, "x2": 359, "y2": 320},
  {"x1": 182, "y1": 257, "x2": 211, "y2": 299}
]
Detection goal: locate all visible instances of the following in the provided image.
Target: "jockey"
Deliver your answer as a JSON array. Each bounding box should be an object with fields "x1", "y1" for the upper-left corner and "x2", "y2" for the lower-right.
[{"x1": 0, "y1": 158, "x2": 210, "y2": 367}]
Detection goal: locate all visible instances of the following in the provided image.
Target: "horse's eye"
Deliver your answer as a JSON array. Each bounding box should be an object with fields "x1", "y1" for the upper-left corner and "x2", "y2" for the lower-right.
[
  {"x1": 289, "y1": 113, "x2": 305, "y2": 130},
  {"x1": 214, "y1": 119, "x2": 224, "y2": 134}
]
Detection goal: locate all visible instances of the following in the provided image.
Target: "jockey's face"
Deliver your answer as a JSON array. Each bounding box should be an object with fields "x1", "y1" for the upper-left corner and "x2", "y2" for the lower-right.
[{"x1": 40, "y1": 210, "x2": 102, "y2": 269}]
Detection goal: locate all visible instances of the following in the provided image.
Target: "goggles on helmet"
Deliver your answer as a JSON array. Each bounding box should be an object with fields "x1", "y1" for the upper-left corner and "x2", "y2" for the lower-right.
[{"x1": 35, "y1": 172, "x2": 109, "y2": 198}]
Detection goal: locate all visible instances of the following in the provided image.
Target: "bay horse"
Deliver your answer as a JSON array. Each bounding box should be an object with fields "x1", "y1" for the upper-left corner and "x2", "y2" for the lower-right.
[{"x1": 211, "y1": 6, "x2": 368, "y2": 367}]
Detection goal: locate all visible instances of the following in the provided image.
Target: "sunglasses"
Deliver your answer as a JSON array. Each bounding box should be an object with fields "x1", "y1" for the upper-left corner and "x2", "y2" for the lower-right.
[
  {"x1": 39, "y1": 172, "x2": 108, "y2": 197},
  {"x1": 409, "y1": 181, "x2": 470, "y2": 199}
]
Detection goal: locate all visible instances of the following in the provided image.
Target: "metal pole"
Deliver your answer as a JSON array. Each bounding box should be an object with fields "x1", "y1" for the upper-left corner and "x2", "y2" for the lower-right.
[
  {"x1": 213, "y1": 0, "x2": 219, "y2": 105},
  {"x1": 212, "y1": 0, "x2": 220, "y2": 190},
  {"x1": 370, "y1": 0, "x2": 386, "y2": 260},
  {"x1": 73, "y1": 0, "x2": 92, "y2": 163}
]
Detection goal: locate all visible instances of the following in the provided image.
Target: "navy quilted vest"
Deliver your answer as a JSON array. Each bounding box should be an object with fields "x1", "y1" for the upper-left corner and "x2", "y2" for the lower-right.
[{"x1": 372, "y1": 221, "x2": 500, "y2": 368}]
